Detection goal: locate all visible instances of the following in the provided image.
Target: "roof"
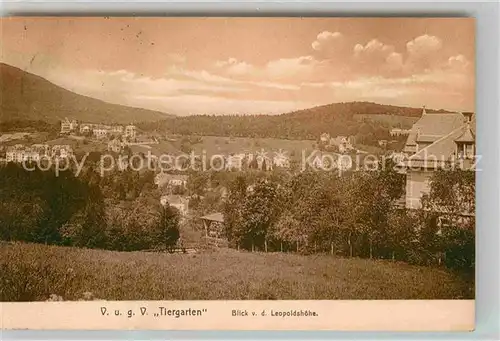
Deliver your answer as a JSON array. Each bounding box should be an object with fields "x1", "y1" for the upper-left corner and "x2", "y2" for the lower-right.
[
  {"x1": 455, "y1": 124, "x2": 475, "y2": 143},
  {"x1": 399, "y1": 110, "x2": 477, "y2": 169},
  {"x1": 200, "y1": 212, "x2": 224, "y2": 223},
  {"x1": 401, "y1": 124, "x2": 476, "y2": 168},
  {"x1": 416, "y1": 134, "x2": 442, "y2": 143},
  {"x1": 405, "y1": 111, "x2": 465, "y2": 147}
]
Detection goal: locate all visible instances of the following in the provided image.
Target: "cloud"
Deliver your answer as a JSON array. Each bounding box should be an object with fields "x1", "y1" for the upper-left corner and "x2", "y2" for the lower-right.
[
  {"x1": 133, "y1": 94, "x2": 317, "y2": 115},
  {"x1": 386, "y1": 52, "x2": 404, "y2": 71},
  {"x1": 265, "y1": 55, "x2": 318, "y2": 80},
  {"x1": 248, "y1": 81, "x2": 300, "y2": 90},
  {"x1": 350, "y1": 35, "x2": 452, "y2": 77},
  {"x1": 167, "y1": 65, "x2": 237, "y2": 84},
  {"x1": 215, "y1": 57, "x2": 255, "y2": 76},
  {"x1": 405, "y1": 34, "x2": 443, "y2": 72},
  {"x1": 354, "y1": 39, "x2": 395, "y2": 58},
  {"x1": 310, "y1": 31, "x2": 352, "y2": 65},
  {"x1": 214, "y1": 54, "x2": 328, "y2": 84},
  {"x1": 169, "y1": 65, "x2": 300, "y2": 90},
  {"x1": 120, "y1": 74, "x2": 243, "y2": 95},
  {"x1": 303, "y1": 70, "x2": 470, "y2": 92},
  {"x1": 20, "y1": 28, "x2": 471, "y2": 116},
  {"x1": 351, "y1": 39, "x2": 401, "y2": 75},
  {"x1": 406, "y1": 34, "x2": 443, "y2": 57},
  {"x1": 447, "y1": 54, "x2": 471, "y2": 72},
  {"x1": 350, "y1": 35, "x2": 448, "y2": 77},
  {"x1": 44, "y1": 63, "x2": 310, "y2": 117},
  {"x1": 105, "y1": 69, "x2": 135, "y2": 80},
  {"x1": 45, "y1": 67, "x2": 246, "y2": 112},
  {"x1": 299, "y1": 63, "x2": 474, "y2": 110},
  {"x1": 311, "y1": 31, "x2": 343, "y2": 51}
]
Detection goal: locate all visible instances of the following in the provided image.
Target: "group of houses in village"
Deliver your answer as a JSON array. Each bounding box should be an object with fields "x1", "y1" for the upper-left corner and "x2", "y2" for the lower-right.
[
  {"x1": 1, "y1": 119, "x2": 139, "y2": 164},
  {"x1": 390, "y1": 127, "x2": 411, "y2": 136},
  {"x1": 60, "y1": 118, "x2": 137, "y2": 141},
  {"x1": 143, "y1": 149, "x2": 291, "y2": 172},
  {"x1": 4, "y1": 143, "x2": 74, "y2": 163},
  {"x1": 319, "y1": 133, "x2": 355, "y2": 154},
  {"x1": 61, "y1": 118, "x2": 150, "y2": 155},
  {"x1": 224, "y1": 151, "x2": 290, "y2": 171},
  {"x1": 197, "y1": 106, "x2": 476, "y2": 242}
]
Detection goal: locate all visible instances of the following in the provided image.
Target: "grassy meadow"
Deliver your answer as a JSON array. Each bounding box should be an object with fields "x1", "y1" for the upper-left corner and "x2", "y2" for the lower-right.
[{"x1": 1, "y1": 242, "x2": 473, "y2": 302}]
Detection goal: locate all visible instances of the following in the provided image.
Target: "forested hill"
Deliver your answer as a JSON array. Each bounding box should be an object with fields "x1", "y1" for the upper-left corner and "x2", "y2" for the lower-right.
[
  {"x1": 137, "y1": 102, "x2": 449, "y2": 141},
  {"x1": 0, "y1": 63, "x2": 170, "y2": 124}
]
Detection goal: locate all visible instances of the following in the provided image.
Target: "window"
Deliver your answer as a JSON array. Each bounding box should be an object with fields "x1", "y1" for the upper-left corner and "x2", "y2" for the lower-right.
[
  {"x1": 424, "y1": 176, "x2": 432, "y2": 190},
  {"x1": 465, "y1": 144, "x2": 474, "y2": 158}
]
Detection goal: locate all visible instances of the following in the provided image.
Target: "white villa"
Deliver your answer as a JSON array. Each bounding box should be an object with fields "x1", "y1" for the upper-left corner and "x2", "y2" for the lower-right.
[
  {"x1": 398, "y1": 107, "x2": 475, "y2": 209},
  {"x1": 124, "y1": 125, "x2": 137, "y2": 140},
  {"x1": 63, "y1": 119, "x2": 133, "y2": 139},
  {"x1": 390, "y1": 128, "x2": 411, "y2": 136},
  {"x1": 155, "y1": 172, "x2": 188, "y2": 188},
  {"x1": 60, "y1": 118, "x2": 78, "y2": 134}
]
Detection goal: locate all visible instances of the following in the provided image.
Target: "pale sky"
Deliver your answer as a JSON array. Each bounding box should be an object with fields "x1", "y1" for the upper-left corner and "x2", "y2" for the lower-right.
[{"x1": 1, "y1": 17, "x2": 475, "y2": 115}]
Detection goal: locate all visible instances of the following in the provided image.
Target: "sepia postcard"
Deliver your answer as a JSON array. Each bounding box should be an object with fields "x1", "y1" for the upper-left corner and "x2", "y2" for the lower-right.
[{"x1": 0, "y1": 17, "x2": 475, "y2": 331}]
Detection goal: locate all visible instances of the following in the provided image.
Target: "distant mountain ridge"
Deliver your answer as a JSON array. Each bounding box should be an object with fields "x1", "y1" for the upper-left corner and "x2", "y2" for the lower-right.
[
  {"x1": 282, "y1": 101, "x2": 450, "y2": 118},
  {"x1": 137, "y1": 101, "x2": 452, "y2": 141},
  {"x1": 0, "y1": 63, "x2": 170, "y2": 124}
]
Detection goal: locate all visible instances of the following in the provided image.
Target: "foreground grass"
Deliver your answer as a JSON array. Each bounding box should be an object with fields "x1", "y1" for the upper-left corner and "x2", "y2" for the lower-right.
[{"x1": 0, "y1": 242, "x2": 473, "y2": 301}]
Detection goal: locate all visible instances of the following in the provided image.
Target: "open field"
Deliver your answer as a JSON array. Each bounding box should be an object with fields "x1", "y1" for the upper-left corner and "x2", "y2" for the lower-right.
[{"x1": 1, "y1": 242, "x2": 474, "y2": 301}]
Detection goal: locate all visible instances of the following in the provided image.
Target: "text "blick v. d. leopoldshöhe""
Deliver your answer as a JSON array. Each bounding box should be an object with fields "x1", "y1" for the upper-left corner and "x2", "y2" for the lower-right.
[{"x1": 232, "y1": 309, "x2": 319, "y2": 317}]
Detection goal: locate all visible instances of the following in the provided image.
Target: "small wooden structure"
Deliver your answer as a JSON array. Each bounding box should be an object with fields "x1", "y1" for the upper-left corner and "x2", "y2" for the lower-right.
[{"x1": 200, "y1": 212, "x2": 225, "y2": 239}]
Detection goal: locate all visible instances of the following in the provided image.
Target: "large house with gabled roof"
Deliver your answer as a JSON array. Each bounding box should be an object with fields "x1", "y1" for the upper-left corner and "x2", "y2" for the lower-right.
[{"x1": 397, "y1": 107, "x2": 476, "y2": 210}]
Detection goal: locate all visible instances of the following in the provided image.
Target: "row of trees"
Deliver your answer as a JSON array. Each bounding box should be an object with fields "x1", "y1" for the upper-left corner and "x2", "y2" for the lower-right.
[
  {"x1": 222, "y1": 163, "x2": 475, "y2": 272},
  {"x1": 0, "y1": 163, "x2": 180, "y2": 251}
]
